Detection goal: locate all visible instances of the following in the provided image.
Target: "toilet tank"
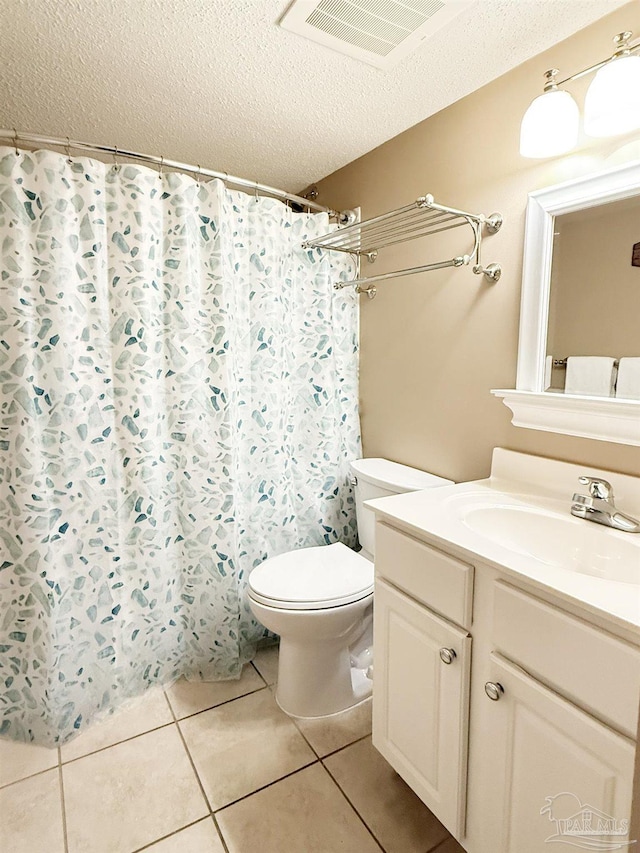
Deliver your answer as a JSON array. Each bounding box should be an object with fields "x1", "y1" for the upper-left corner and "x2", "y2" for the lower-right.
[{"x1": 349, "y1": 458, "x2": 453, "y2": 559}]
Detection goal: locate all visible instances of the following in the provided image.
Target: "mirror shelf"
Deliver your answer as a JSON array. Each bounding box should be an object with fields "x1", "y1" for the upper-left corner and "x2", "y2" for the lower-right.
[
  {"x1": 493, "y1": 159, "x2": 640, "y2": 447},
  {"x1": 492, "y1": 389, "x2": 640, "y2": 446}
]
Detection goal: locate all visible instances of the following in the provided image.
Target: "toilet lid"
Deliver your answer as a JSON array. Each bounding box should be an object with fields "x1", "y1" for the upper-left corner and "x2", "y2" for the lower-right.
[{"x1": 248, "y1": 543, "x2": 374, "y2": 610}]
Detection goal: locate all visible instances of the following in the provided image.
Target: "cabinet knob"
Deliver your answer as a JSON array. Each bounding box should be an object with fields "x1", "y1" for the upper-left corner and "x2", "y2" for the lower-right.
[
  {"x1": 439, "y1": 647, "x2": 456, "y2": 665},
  {"x1": 485, "y1": 681, "x2": 504, "y2": 701}
]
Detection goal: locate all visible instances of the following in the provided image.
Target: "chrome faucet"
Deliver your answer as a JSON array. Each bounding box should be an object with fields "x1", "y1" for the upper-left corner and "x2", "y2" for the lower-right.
[{"x1": 571, "y1": 476, "x2": 640, "y2": 533}]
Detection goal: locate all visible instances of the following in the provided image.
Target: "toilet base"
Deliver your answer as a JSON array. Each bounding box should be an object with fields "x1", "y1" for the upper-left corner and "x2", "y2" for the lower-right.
[
  {"x1": 275, "y1": 655, "x2": 373, "y2": 719},
  {"x1": 249, "y1": 593, "x2": 374, "y2": 719},
  {"x1": 277, "y1": 667, "x2": 372, "y2": 720},
  {"x1": 273, "y1": 614, "x2": 373, "y2": 718}
]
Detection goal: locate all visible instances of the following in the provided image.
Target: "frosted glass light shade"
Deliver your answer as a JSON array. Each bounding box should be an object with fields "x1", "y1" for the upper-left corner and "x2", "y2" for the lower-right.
[
  {"x1": 584, "y1": 55, "x2": 640, "y2": 137},
  {"x1": 520, "y1": 89, "x2": 580, "y2": 158}
]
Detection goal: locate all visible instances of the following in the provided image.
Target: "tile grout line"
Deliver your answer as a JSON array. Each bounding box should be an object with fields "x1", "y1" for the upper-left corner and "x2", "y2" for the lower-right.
[
  {"x1": 57, "y1": 747, "x2": 69, "y2": 853},
  {"x1": 59, "y1": 720, "x2": 175, "y2": 767},
  {"x1": 0, "y1": 758, "x2": 60, "y2": 791},
  {"x1": 211, "y1": 813, "x2": 231, "y2": 853},
  {"x1": 429, "y1": 836, "x2": 457, "y2": 853},
  {"x1": 162, "y1": 690, "x2": 232, "y2": 852},
  {"x1": 263, "y1": 679, "x2": 373, "y2": 765},
  {"x1": 162, "y1": 686, "x2": 176, "y2": 718},
  {"x1": 172, "y1": 715, "x2": 233, "y2": 853},
  {"x1": 0, "y1": 680, "x2": 290, "y2": 790},
  {"x1": 288, "y1": 714, "x2": 324, "y2": 761},
  {"x1": 58, "y1": 681, "x2": 268, "y2": 769},
  {"x1": 212, "y1": 758, "x2": 320, "y2": 815},
  {"x1": 261, "y1": 681, "x2": 326, "y2": 763},
  {"x1": 249, "y1": 659, "x2": 269, "y2": 687},
  {"x1": 130, "y1": 817, "x2": 220, "y2": 853},
  {"x1": 321, "y1": 760, "x2": 386, "y2": 853},
  {"x1": 166, "y1": 683, "x2": 268, "y2": 725},
  {"x1": 169, "y1": 697, "x2": 220, "y2": 826},
  {"x1": 287, "y1": 716, "x2": 371, "y2": 762},
  {"x1": 318, "y1": 730, "x2": 372, "y2": 761}
]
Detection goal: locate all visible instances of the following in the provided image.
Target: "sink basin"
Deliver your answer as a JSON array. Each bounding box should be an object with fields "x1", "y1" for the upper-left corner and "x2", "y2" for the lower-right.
[{"x1": 459, "y1": 501, "x2": 640, "y2": 585}]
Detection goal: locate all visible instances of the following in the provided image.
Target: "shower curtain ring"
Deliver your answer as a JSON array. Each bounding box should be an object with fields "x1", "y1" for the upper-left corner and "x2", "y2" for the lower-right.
[
  {"x1": 12, "y1": 128, "x2": 19, "y2": 155},
  {"x1": 65, "y1": 137, "x2": 72, "y2": 163},
  {"x1": 255, "y1": 182, "x2": 259, "y2": 203},
  {"x1": 195, "y1": 165, "x2": 201, "y2": 185},
  {"x1": 113, "y1": 146, "x2": 119, "y2": 171},
  {"x1": 158, "y1": 155, "x2": 164, "y2": 177}
]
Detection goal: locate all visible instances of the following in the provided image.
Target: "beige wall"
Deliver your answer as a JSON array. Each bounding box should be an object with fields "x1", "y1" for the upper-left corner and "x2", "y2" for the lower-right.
[
  {"x1": 317, "y1": 2, "x2": 640, "y2": 483},
  {"x1": 549, "y1": 198, "x2": 640, "y2": 367}
]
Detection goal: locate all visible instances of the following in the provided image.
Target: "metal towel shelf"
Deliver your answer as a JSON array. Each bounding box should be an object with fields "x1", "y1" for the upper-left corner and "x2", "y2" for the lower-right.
[{"x1": 303, "y1": 194, "x2": 503, "y2": 298}]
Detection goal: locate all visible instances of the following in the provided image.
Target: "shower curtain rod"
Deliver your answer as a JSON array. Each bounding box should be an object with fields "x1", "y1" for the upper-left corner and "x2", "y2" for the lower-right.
[{"x1": 0, "y1": 129, "x2": 335, "y2": 216}]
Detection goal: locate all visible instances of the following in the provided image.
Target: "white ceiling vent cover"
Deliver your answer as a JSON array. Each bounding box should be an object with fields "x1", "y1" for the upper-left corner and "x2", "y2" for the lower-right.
[{"x1": 279, "y1": 0, "x2": 475, "y2": 69}]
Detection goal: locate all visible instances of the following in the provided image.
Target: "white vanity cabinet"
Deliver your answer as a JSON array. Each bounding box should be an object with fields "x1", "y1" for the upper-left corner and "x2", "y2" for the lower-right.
[
  {"x1": 374, "y1": 578, "x2": 471, "y2": 837},
  {"x1": 373, "y1": 522, "x2": 474, "y2": 839},
  {"x1": 371, "y1": 516, "x2": 640, "y2": 853},
  {"x1": 478, "y1": 653, "x2": 635, "y2": 853}
]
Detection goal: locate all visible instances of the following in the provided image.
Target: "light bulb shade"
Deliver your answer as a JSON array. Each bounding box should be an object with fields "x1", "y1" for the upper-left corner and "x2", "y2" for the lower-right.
[
  {"x1": 520, "y1": 89, "x2": 580, "y2": 158},
  {"x1": 584, "y1": 55, "x2": 640, "y2": 138}
]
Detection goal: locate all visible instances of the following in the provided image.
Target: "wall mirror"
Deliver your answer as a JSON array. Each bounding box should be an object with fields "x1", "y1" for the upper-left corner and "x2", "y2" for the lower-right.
[{"x1": 493, "y1": 160, "x2": 640, "y2": 445}]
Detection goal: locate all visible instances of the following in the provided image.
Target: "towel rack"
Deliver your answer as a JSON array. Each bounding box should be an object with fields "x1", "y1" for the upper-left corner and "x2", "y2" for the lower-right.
[
  {"x1": 303, "y1": 194, "x2": 503, "y2": 298},
  {"x1": 553, "y1": 358, "x2": 620, "y2": 368}
]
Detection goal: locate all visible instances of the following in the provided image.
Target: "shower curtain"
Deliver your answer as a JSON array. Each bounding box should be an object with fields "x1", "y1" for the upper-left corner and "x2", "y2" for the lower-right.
[{"x1": 0, "y1": 146, "x2": 360, "y2": 746}]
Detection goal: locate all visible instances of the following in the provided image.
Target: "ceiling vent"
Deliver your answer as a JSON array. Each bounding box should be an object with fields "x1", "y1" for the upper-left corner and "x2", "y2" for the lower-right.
[{"x1": 279, "y1": 0, "x2": 475, "y2": 69}]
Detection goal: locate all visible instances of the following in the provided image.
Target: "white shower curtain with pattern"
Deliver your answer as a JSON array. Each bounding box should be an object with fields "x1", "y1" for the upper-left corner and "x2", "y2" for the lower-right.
[{"x1": 0, "y1": 146, "x2": 360, "y2": 745}]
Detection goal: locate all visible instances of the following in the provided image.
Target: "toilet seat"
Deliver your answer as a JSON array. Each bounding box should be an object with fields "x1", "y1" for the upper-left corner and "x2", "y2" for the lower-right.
[{"x1": 248, "y1": 542, "x2": 373, "y2": 610}]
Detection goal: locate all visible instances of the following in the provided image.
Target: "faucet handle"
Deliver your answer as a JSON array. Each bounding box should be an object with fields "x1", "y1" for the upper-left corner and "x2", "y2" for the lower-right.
[{"x1": 578, "y1": 476, "x2": 614, "y2": 502}]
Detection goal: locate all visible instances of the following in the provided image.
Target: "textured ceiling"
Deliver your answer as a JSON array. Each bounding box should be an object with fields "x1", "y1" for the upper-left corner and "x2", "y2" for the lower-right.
[{"x1": 0, "y1": 0, "x2": 630, "y2": 193}]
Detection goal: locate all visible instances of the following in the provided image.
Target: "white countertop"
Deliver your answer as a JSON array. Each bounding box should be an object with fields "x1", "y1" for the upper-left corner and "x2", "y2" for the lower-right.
[{"x1": 366, "y1": 449, "x2": 640, "y2": 632}]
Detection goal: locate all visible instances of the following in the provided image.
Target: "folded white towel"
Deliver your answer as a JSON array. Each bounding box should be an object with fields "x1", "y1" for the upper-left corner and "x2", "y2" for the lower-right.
[
  {"x1": 616, "y1": 357, "x2": 640, "y2": 400},
  {"x1": 544, "y1": 355, "x2": 553, "y2": 390},
  {"x1": 565, "y1": 356, "x2": 617, "y2": 397}
]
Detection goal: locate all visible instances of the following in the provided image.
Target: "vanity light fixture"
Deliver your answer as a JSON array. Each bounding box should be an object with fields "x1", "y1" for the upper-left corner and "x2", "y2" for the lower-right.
[
  {"x1": 520, "y1": 31, "x2": 640, "y2": 159},
  {"x1": 519, "y1": 69, "x2": 580, "y2": 158},
  {"x1": 584, "y1": 32, "x2": 640, "y2": 137}
]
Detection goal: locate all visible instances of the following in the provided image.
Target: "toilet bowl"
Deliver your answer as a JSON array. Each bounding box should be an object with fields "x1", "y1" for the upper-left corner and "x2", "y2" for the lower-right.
[
  {"x1": 248, "y1": 458, "x2": 453, "y2": 718},
  {"x1": 249, "y1": 542, "x2": 373, "y2": 718}
]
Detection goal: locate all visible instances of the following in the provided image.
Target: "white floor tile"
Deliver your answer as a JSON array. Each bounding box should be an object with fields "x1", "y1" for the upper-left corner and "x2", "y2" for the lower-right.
[
  {"x1": 165, "y1": 664, "x2": 264, "y2": 720},
  {"x1": 63, "y1": 725, "x2": 207, "y2": 853},
  {"x1": 251, "y1": 644, "x2": 279, "y2": 685},
  {"x1": 217, "y1": 763, "x2": 381, "y2": 853},
  {"x1": 139, "y1": 818, "x2": 225, "y2": 853},
  {"x1": 0, "y1": 736, "x2": 58, "y2": 788},
  {"x1": 0, "y1": 768, "x2": 64, "y2": 853},
  {"x1": 324, "y1": 736, "x2": 450, "y2": 853},
  {"x1": 61, "y1": 687, "x2": 173, "y2": 762},
  {"x1": 179, "y1": 687, "x2": 315, "y2": 810},
  {"x1": 294, "y1": 697, "x2": 372, "y2": 757}
]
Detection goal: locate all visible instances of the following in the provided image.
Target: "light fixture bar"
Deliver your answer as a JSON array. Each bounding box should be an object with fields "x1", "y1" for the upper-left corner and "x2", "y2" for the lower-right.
[{"x1": 555, "y1": 33, "x2": 640, "y2": 88}]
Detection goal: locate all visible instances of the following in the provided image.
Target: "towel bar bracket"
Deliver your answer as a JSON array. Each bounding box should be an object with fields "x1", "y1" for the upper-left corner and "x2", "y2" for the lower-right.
[
  {"x1": 484, "y1": 213, "x2": 503, "y2": 234},
  {"x1": 473, "y1": 262, "x2": 502, "y2": 282}
]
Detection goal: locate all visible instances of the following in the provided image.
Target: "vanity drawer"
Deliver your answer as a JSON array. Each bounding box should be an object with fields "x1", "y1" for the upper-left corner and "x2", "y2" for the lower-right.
[
  {"x1": 375, "y1": 521, "x2": 473, "y2": 629},
  {"x1": 493, "y1": 581, "x2": 640, "y2": 738}
]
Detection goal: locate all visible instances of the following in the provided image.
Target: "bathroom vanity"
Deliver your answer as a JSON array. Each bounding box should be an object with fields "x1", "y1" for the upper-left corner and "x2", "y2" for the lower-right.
[{"x1": 367, "y1": 449, "x2": 640, "y2": 853}]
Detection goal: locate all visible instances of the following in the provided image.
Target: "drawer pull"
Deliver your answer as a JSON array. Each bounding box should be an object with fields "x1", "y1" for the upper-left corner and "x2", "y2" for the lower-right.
[
  {"x1": 485, "y1": 681, "x2": 504, "y2": 701},
  {"x1": 439, "y1": 647, "x2": 457, "y2": 665}
]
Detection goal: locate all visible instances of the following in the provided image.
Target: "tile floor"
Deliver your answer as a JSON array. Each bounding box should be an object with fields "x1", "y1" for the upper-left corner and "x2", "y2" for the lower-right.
[{"x1": 0, "y1": 646, "x2": 464, "y2": 853}]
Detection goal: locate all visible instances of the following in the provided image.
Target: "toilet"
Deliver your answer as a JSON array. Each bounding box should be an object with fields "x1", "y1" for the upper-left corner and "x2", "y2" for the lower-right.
[{"x1": 248, "y1": 458, "x2": 453, "y2": 718}]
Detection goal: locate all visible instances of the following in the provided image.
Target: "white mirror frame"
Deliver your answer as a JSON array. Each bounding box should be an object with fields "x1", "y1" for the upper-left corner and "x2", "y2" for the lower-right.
[{"x1": 493, "y1": 160, "x2": 640, "y2": 446}]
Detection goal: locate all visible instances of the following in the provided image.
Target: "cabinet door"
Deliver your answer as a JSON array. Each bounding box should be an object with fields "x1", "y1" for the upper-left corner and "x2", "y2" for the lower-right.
[
  {"x1": 373, "y1": 578, "x2": 471, "y2": 838},
  {"x1": 479, "y1": 653, "x2": 635, "y2": 853}
]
